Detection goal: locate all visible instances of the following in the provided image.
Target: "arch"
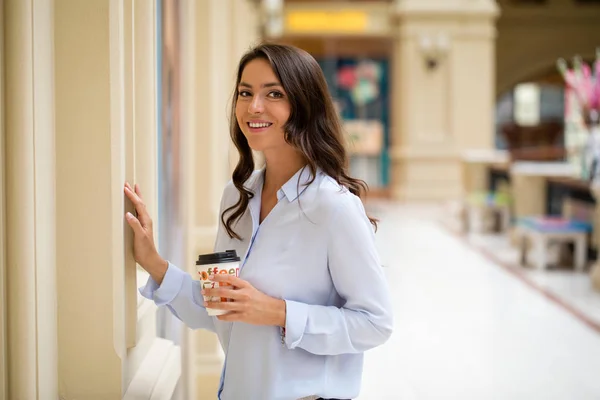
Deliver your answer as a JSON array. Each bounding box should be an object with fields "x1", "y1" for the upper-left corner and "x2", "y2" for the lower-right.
[{"x1": 497, "y1": 51, "x2": 597, "y2": 98}]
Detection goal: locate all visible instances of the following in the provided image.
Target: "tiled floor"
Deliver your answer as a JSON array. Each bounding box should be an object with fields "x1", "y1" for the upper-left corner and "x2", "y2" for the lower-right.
[
  {"x1": 357, "y1": 203, "x2": 600, "y2": 400},
  {"x1": 467, "y1": 232, "x2": 600, "y2": 331}
]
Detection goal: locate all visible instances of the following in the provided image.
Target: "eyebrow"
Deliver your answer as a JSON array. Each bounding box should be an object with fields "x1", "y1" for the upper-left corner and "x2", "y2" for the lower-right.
[{"x1": 239, "y1": 81, "x2": 282, "y2": 89}]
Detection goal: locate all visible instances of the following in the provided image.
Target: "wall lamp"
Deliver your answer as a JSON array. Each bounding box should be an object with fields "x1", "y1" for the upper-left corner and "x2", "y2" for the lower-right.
[
  {"x1": 418, "y1": 33, "x2": 450, "y2": 71},
  {"x1": 261, "y1": 0, "x2": 284, "y2": 38}
]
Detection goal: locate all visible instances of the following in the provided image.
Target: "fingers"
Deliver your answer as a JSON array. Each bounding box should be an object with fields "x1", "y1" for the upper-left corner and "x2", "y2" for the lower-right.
[
  {"x1": 205, "y1": 300, "x2": 242, "y2": 312},
  {"x1": 209, "y1": 273, "x2": 249, "y2": 288},
  {"x1": 124, "y1": 184, "x2": 142, "y2": 207},
  {"x1": 125, "y1": 212, "x2": 144, "y2": 235},
  {"x1": 134, "y1": 183, "x2": 143, "y2": 199},
  {"x1": 202, "y1": 287, "x2": 247, "y2": 301},
  {"x1": 216, "y1": 312, "x2": 243, "y2": 322},
  {"x1": 124, "y1": 186, "x2": 146, "y2": 223},
  {"x1": 124, "y1": 182, "x2": 151, "y2": 227},
  {"x1": 125, "y1": 182, "x2": 143, "y2": 201}
]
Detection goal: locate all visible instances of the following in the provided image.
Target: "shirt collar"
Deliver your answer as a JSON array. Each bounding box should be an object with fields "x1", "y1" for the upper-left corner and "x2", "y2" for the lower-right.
[
  {"x1": 245, "y1": 168, "x2": 265, "y2": 194},
  {"x1": 246, "y1": 166, "x2": 319, "y2": 202},
  {"x1": 279, "y1": 166, "x2": 316, "y2": 202}
]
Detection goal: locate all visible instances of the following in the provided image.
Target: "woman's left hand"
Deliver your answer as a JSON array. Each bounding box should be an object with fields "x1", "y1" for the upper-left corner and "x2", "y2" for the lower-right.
[{"x1": 202, "y1": 274, "x2": 286, "y2": 327}]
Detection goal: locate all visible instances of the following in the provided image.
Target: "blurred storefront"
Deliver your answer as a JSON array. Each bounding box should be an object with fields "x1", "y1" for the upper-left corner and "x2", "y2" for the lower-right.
[
  {"x1": 274, "y1": 2, "x2": 394, "y2": 195},
  {"x1": 265, "y1": 0, "x2": 499, "y2": 201}
]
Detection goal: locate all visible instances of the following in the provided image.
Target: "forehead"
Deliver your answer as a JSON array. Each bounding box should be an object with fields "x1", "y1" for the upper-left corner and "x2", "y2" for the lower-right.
[{"x1": 240, "y1": 58, "x2": 280, "y2": 84}]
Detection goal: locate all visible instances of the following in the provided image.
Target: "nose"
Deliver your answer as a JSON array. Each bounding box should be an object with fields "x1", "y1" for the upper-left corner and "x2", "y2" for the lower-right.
[{"x1": 248, "y1": 94, "x2": 264, "y2": 114}]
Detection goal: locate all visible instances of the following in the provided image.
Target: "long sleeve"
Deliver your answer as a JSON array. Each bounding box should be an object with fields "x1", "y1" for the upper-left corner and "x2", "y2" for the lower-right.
[
  {"x1": 138, "y1": 183, "x2": 237, "y2": 332},
  {"x1": 139, "y1": 262, "x2": 216, "y2": 332},
  {"x1": 283, "y1": 197, "x2": 393, "y2": 355}
]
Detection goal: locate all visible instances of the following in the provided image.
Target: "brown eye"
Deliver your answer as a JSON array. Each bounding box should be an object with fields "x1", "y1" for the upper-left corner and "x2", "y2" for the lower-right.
[
  {"x1": 238, "y1": 90, "x2": 251, "y2": 98},
  {"x1": 268, "y1": 91, "x2": 284, "y2": 99}
]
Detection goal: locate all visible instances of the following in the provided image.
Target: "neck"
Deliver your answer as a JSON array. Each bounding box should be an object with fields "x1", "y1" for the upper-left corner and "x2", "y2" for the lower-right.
[{"x1": 262, "y1": 147, "x2": 306, "y2": 194}]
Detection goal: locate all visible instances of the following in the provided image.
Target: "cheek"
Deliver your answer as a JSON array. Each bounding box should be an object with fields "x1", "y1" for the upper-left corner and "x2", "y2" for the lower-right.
[{"x1": 275, "y1": 106, "x2": 291, "y2": 126}]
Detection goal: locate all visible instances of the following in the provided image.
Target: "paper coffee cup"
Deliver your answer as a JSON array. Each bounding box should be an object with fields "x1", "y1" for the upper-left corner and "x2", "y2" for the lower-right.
[{"x1": 196, "y1": 250, "x2": 241, "y2": 316}]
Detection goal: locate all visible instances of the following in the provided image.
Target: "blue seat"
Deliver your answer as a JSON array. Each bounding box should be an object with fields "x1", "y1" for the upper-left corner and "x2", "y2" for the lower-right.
[{"x1": 518, "y1": 216, "x2": 592, "y2": 233}]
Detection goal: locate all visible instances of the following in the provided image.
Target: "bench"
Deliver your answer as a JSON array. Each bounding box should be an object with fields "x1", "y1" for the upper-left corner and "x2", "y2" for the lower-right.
[{"x1": 517, "y1": 216, "x2": 592, "y2": 272}]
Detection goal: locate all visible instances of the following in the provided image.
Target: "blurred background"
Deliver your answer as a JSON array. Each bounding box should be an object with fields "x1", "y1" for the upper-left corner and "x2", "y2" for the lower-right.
[{"x1": 2, "y1": 0, "x2": 600, "y2": 399}]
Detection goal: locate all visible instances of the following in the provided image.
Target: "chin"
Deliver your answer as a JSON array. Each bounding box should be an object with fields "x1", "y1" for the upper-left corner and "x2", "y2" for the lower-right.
[{"x1": 244, "y1": 136, "x2": 268, "y2": 153}]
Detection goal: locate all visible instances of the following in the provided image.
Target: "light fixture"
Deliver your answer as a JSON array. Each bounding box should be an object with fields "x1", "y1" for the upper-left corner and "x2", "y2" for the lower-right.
[
  {"x1": 261, "y1": 0, "x2": 284, "y2": 38},
  {"x1": 418, "y1": 32, "x2": 450, "y2": 71}
]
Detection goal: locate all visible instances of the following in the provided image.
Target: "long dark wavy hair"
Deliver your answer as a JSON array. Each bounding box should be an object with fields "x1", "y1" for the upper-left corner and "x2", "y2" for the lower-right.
[{"x1": 222, "y1": 43, "x2": 377, "y2": 240}]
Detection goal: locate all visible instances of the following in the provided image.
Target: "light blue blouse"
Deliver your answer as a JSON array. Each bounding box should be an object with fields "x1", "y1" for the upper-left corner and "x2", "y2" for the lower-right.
[{"x1": 140, "y1": 167, "x2": 393, "y2": 400}]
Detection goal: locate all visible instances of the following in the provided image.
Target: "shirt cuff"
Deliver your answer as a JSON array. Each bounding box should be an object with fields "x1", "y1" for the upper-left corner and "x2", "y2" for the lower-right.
[
  {"x1": 138, "y1": 262, "x2": 185, "y2": 306},
  {"x1": 283, "y1": 300, "x2": 309, "y2": 349}
]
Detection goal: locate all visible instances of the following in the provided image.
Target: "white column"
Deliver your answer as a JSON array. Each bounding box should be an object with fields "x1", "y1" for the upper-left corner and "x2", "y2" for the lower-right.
[
  {"x1": 391, "y1": 0, "x2": 499, "y2": 201},
  {"x1": 54, "y1": 0, "x2": 179, "y2": 398},
  {"x1": 180, "y1": 0, "x2": 260, "y2": 397},
  {"x1": 54, "y1": 0, "x2": 125, "y2": 395},
  {"x1": 5, "y1": 0, "x2": 57, "y2": 398},
  {"x1": 181, "y1": 1, "x2": 226, "y2": 397}
]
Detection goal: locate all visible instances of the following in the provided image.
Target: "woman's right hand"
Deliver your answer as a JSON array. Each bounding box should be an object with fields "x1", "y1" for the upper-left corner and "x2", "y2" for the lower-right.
[{"x1": 124, "y1": 182, "x2": 168, "y2": 283}]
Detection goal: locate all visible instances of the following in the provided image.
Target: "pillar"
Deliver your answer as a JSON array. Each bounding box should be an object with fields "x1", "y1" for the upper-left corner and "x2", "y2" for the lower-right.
[
  {"x1": 180, "y1": 0, "x2": 260, "y2": 397},
  {"x1": 54, "y1": 0, "x2": 127, "y2": 395},
  {"x1": 54, "y1": 0, "x2": 179, "y2": 398},
  {"x1": 391, "y1": 0, "x2": 499, "y2": 201},
  {"x1": 0, "y1": 2, "x2": 7, "y2": 397},
  {"x1": 510, "y1": 173, "x2": 547, "y2": 220},
  {"x1": 5, "y1": 0, "x2": 57, "y2": 398}
]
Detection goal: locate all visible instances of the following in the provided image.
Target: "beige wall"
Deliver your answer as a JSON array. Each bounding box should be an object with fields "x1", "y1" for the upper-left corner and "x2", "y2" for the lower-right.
[{"x1": 496, "y1": 0, "x2": 600, "y2": 95}]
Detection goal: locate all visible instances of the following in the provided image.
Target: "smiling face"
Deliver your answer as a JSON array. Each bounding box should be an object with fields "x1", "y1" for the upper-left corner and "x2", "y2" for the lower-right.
[{"x1": 234, "y1": 58, "x2": 291, "y2": 153}]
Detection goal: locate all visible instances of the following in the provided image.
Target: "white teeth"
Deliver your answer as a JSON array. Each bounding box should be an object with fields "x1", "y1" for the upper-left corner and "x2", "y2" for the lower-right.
[{"x1": 249, "y1": 122, "x2": 272, "y2": 128}]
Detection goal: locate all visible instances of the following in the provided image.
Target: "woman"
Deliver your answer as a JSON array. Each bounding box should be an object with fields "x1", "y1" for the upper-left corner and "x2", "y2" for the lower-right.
[{"x1": 124, "y1": 43, "x2": 393, "y2": 400}]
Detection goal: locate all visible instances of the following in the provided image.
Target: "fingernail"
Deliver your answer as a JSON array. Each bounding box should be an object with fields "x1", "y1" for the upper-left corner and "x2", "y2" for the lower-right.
[
  {"x1": 203, "y1": 302, "x2": 208, "y2": 307},
  {"x1": 126, "y1": 212, "x2": 133, "y2": 219},
  {"x1": 201, "y1": 290, "x2": 205, "y2": 295},
  {"x1": 209, "y1": 275, "x2": 215, "y2": 280}
]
